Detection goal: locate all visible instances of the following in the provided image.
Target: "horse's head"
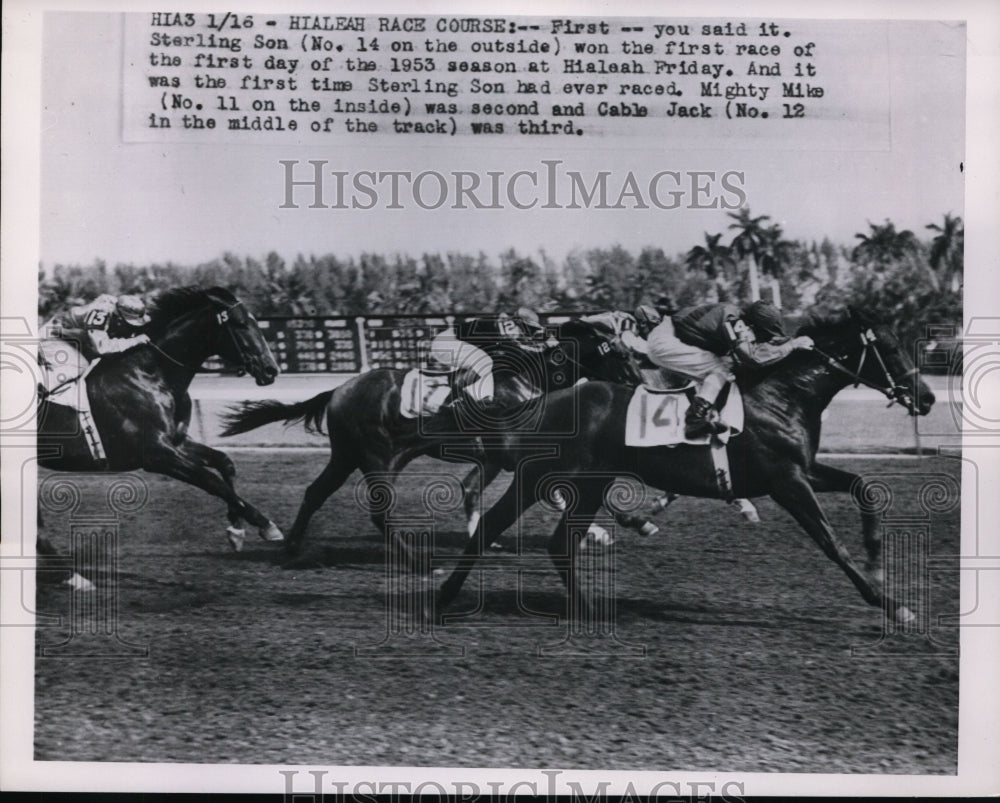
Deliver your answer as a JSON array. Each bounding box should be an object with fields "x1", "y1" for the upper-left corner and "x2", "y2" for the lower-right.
[
  {"x1": 799, "y1": 308, "x2": 934, "y2": 416},
  {"x1": 148, "y1": 287, "x2": 279, "y2": 385},
  {"x1": 204, "y1": 288, "x2": 279, "y2": 385},
  {"x1": 556, "y1": 318, "x2": 644, "y2": 387}
]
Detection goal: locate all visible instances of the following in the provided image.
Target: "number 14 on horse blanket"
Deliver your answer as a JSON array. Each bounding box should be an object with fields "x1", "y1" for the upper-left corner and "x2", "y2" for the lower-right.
[
  {"x1": 624, "y1": 385, "x2": 744, "y2": 447},
  {"x1": 625, "y1": 385, "x2": 743, "y2": 501}
]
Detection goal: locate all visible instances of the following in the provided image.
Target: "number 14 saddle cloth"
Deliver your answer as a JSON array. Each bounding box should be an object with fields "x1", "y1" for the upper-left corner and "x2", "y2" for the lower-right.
[{"x1": 624, "y1": 384, "x2": 744, "y2": 447}]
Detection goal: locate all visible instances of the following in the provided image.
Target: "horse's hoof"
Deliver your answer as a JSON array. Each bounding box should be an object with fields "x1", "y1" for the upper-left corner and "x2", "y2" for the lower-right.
[
  {"x1": 226, "y1": 526, "x2": 246, "y2": 552},
  {"x1": 894, "y1": 605, "x2": 916, "y2": 624},
  {"x1": 259, "y1": 522, "x2": 284, "y2": 542},
  {"x1": 737, "y1": 501, "x2": 761, "y2": 524},
  {"x1": 637, "y1": 521, "x2": 660, "y2": 538},
  {"x1": 64, "y1": 573, "x2": 95, "y2": 592},
  {"x1": 586, "y1": 524, "x2": 614, "y2": 547},
  {"x1": 648, "y1": 494, "x2": 675, "y2": 515}
]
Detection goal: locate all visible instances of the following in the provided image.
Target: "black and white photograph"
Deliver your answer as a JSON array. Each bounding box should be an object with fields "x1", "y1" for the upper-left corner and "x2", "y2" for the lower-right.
[{"x1": 1, "y1": 0, "x2": 998, "y2": 796}]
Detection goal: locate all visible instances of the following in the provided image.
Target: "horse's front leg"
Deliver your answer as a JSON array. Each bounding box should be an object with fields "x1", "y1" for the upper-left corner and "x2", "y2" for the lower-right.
[
  {"x1": 548, "y1": 477, "x2": 608, "y2": 619},
  {"x1": 142, "y1": 442, "x2": 283, "y2": 547},
  {"x1": 438, "y1": 476, "x2": 534, "y2": 612},
  {"x1": 769, "y1": 467, "x2": 914, "y2": 624},
  {"x1": 183, "y1": 440, "x2": 258, "y2": 550},
  {"x1": 808, "y1": 462, "x2": 883, "y2": 582}
]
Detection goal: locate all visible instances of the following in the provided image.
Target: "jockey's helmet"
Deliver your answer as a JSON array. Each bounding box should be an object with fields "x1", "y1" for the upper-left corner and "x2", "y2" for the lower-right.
[
  {"x1": 633, "y1": 304, "x2": 662, "y2": 337},
  {"x1": 654, "y1": 294, "x2": 678, "y2": 316},
  {"x1": 116, "y1": 295, "x2": 150, "y2": 326},
  {"x1": 743, "y1": 300, "x2": 786, "y2": 341},
  {"x1": 516, "y1": 306, "x2": 543, "y2": 334}
]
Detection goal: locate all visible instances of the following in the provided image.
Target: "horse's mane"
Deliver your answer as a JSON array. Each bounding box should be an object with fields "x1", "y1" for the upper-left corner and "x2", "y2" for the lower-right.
[
  {"x1": 560, "y1": 317, "x2": 610, "y2": 340},
  {"x1": 147, "y1": 286, "x2": 235, "y2": 330},
  {"x1": 796, "y1": 307, "x2": 878, "y2": 339}
]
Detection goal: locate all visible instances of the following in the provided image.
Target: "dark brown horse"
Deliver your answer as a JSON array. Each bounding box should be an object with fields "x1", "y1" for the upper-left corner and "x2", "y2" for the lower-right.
[
  {"x1": 433, "y1": 310, "x2": 936, "y2": 624},
  {"x1": 37, "y1": 286, "x2": 282, "y2": 564},
  {"x1": 219, "y1": 319, "x2": 645, "y2": 559}
]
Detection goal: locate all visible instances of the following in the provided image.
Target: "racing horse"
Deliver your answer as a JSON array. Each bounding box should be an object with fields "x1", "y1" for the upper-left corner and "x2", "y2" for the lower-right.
[
  {"x1": 37, "y1": 286, "x2": 283, "y2": 570},
  {"x1": 432, "y1": 309, "x2": 936, "y2": 624},
  {"x1": 219, "y1": 318, "x2": 645, "y2": 560}
]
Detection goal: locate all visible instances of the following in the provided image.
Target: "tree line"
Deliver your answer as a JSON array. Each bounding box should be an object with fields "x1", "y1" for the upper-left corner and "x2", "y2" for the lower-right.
[{"x1": 39, "y1": 210, "x2": 963, "y2": 368}]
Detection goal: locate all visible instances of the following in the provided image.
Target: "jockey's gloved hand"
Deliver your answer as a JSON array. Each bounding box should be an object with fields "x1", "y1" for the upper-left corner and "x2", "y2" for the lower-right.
[{"x1": 792, "y1": 336, "x2": 814, "y2": 350}]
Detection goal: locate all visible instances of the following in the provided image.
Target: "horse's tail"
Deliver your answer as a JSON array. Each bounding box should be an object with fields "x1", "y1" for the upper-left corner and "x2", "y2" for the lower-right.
[{"x1": 220, "y1": 390, "x2": 334, "y2": 436}]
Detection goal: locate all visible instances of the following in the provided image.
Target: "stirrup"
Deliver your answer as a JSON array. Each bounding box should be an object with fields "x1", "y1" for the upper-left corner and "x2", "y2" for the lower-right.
[
  {"x1": 684, "y1": 412, "x2": 726, "y2": 440},
  {"x1": 685, "y1": 421, "x2": 723, "y2": 440}
]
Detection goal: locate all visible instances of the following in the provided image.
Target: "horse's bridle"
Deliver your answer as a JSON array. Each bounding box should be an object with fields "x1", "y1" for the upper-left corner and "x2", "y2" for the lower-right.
[
  {"x1": 810, "y1": 326, "x2": 919, "y2": 411},
  {"x1": 148, "y1": 300, "x2": 253, "y2": 374}
]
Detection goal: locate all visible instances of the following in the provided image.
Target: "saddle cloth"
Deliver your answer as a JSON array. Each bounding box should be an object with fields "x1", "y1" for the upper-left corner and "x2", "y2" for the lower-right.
[
  {"x1": 625, "y1": 384, "x2": 744, "y2": 447},
  {"x1": 400, "y1": 369, "x2": 453, "y2": 419},
  {"x1": 42, "y1": 374, "x2": 107, "y2": 463}
]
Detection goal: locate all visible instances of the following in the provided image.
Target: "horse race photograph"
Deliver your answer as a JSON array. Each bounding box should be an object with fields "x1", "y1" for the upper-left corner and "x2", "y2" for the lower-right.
[{"x1": 2, "y1": 2, "x2": 996, "y2": 798}]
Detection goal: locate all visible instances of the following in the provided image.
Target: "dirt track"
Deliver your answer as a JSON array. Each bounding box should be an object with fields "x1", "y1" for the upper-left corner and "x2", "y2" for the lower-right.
[{"x1": 34, "y1": 454, "x2": 959, "y2": 772}]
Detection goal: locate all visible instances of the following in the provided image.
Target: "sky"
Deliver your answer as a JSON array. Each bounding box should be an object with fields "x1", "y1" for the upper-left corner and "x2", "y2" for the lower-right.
[{"x1": 38, "y1": 12, "x2": 966, "y2": 269}]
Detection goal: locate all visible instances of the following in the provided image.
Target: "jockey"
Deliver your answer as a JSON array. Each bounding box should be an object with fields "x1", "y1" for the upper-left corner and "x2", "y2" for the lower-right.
[
  {"x1": 424, "y1": 308, "x2": 550, "y2": 404},
  {"x1": 424, "y1": 320, "x2": 495, "y2": 403},
  {"x1": 505, "y1": 306, "x2": 550, "y2": 351},
  {"x1": 40, "y1": 294, "x2": 151, "y2": 391},
  {"x1": 646, "y1": 300, "x2": 814, "y2": 439},
  {"x1": 579, "y1": 306, "x2": 658, "y2": 358}
]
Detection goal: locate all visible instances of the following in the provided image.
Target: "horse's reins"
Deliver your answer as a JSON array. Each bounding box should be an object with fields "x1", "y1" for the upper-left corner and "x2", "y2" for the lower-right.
[
  {"x1": 809, "y1": 327, "x2": 918, "y2": 410},
  {"x1": 148, "y1": 300, "x2": 253, "y2": 373}
]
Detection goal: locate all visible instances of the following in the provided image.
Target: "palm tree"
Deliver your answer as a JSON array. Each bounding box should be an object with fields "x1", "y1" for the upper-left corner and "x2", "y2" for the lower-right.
[
  {"x1": 851, "y1": 219, "x2": 919, "y2": 270},
  {"x1": 758, "y1": 223, "x2": 795, "y2": 308},
  {"x1": 685, "y1": 233, "x2": 737, "y2": 301},
  {"x1": 926, "y1": 213, "x2": 964, "y2": 293},
  {"x1": 727, "y1": 208, "x2": 771, "y2": 302}
]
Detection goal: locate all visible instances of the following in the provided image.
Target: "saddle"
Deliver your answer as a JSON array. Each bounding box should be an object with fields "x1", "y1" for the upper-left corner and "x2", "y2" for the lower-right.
[
  {"x1": 399, "y1": 369, "x2": 455, "y2": 419},
  {"x1": 39, "y1": 374, "x2": 108, "y2": 463}
]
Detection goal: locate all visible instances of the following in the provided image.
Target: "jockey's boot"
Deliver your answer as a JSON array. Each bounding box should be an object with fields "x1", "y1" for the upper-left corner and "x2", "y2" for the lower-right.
[{"x1": 684, "y1": 395, "x2": 727, "y2": 440}]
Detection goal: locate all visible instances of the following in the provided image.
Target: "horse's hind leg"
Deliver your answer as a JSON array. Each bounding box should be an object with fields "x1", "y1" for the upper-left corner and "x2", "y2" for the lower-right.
[
  {"x1": 36, "y1": 532, "x2": 95, "y2": 591},
  {"x1": 461, "y1": 462, "x2": 502, "y2": 536},
  {"x1": 359, "y1": 469, "x2": 429, "y2": 575},
  {"x1": 808, "y1": 462, "x2": 883, "y2": 581},
  {"x1": 769, "y1": 468, "x2": 914, "y2": 623},
  {"x1": 285, "y1": 455, "x2": 355, "y2": 556},
  {"x1": 548, "y1": 477, "x2": 607, "y2": 619},
  {"x1": 605, "y1": 497, "x2": 659, "y2": 538}
]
